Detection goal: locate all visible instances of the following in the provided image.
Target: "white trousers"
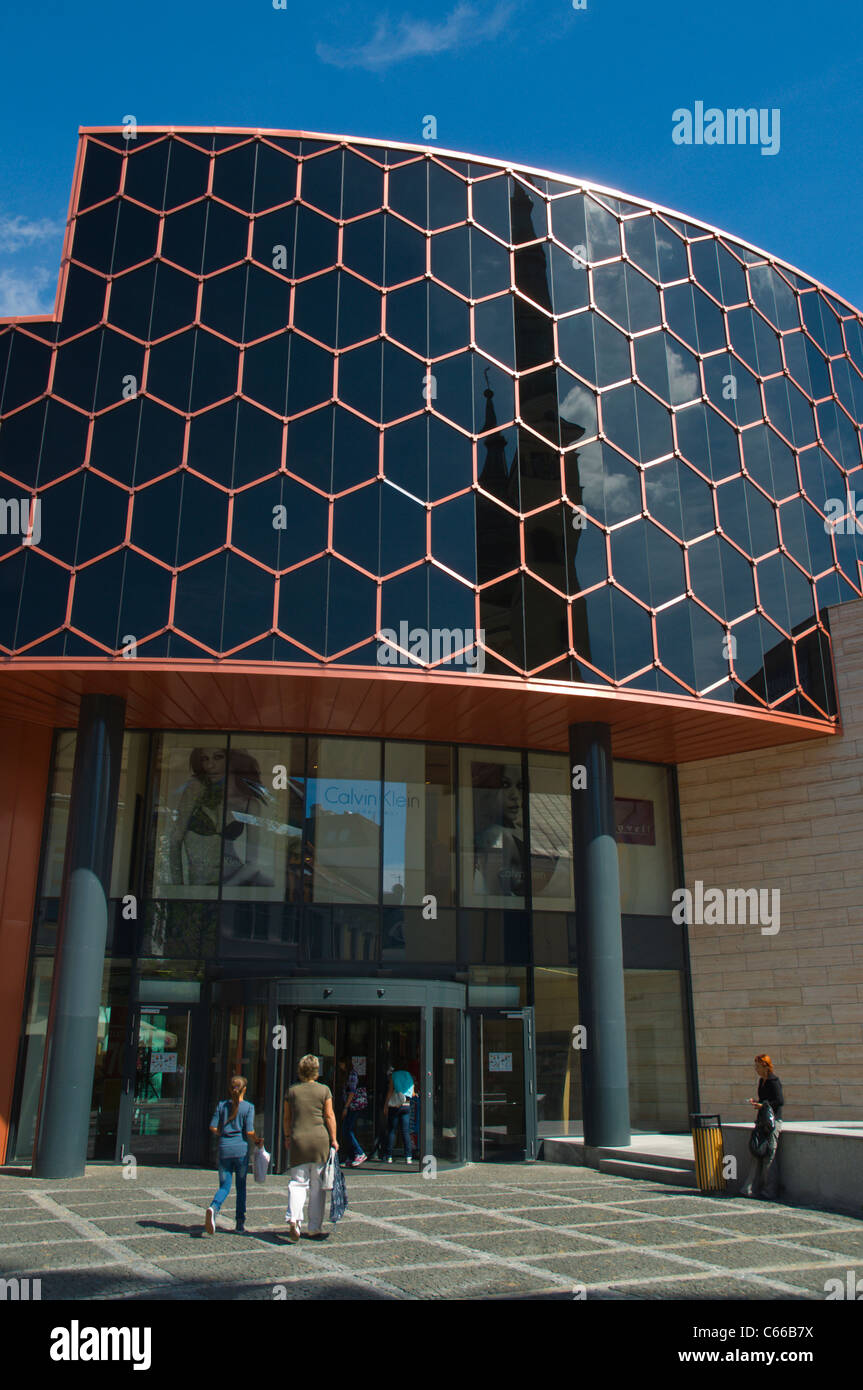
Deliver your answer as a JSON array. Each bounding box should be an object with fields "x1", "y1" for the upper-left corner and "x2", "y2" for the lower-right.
[{"x1": 287, "y1": 1160, "x2": 326, "y2": 1232}]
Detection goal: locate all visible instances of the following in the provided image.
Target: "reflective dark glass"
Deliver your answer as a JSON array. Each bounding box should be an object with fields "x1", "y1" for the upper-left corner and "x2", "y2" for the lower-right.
[
  {"x1": 740, "y1": 423, "x2": 798, "y2": 499},
  {"x1": 524, "y1": 574, "x2": 570, "y2": 668},
  {"x1": 1, "y1": 331, "x2": 52, "y2": 411},
  {"x1": 480, "y1": 575, "x2": 526, "y2": 668},
  {"x1": 763, "y1": 377, "x2": 816, "y2": 448},
  {"x1": 123, "y1": 140, "x2": 169, "y2": 210},
  {"x1": 13, "y1": 551, "x2": 71, "y2": 649},
  {"x1": 801, "y1": 292, "x2": 844, "y2": 357},
  {"x1": 676, "y1": 403, "x2": 740, "y2": 482},
  {"x1": 326, "y1": 558, "x2": 377, "y2": 654},
  {"x1": 78, "y1": 140, "x2": 122, "y2": 210},
  {"x1": 559, "y1": 310, "x2": 629, "y2": 387},
  {"x1": 601, "y1": 383, "x2": 672, "y2": 463},
  {"x1": 524, "y1": 505, "x2": 568, "y2": 592},
  {"x1": 610, "y1": 519, "x2": 685, "y2": 607},
  {"x1": 575, "y1": 441, "x2": 641, "y2": 525},
  {"x1": 690, "y1": 238, "x2": 747, "y2": 306},
  {"x1": 300, "y1": 150, "x2": 343, "y2": 218},
  {"x1": 665, "y1": 283, "x2": 726, "y2": 355},
  {"x1": 594, "y1": 263, "x2": 660, "y2": 333},
  {"x1": 431, "y1": 493, "x2": 476, "y2": 580},
  {"x1": 518, "y1": 428, "x2": 562, "y2": 512},
  {"x1": 471, "y1": 176, "x2": 510, "y2": 241},
  {"x1": 635, "y1": 333, "x2": 699, "y2": 405},
  {"x1": 510, "y1": 181, "x2": 547, "y2": 244},
  {"x1": 702, "y1": 352, "x2": 762, "y2": 425},
  {"x1": 243, "y1": 334, "x2": 290, "y2": 414},
  {"x1": 164, "y1": 138, "x2": 211, "y2": 208},
  {"x1": 428, "y1": 162, "x2": 467, "y2": 229},
  {"x1": 568, "y1": 516, "x2": 609, "y2": 595},
  {"x1": 582, "y1": 586, "x2": 652, "y2": 679},
  {"x1": 749, "y1": 264, "x2": 799, "y2": 332},
  {"x1": 0, "y1": 399, "x2": 44, "y2": 489},
  {"x1": 727, "y1": 307, "x2": 783, "y2": 377}
]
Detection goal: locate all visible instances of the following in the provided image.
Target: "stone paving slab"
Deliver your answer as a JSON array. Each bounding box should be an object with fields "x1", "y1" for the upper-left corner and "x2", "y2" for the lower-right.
[
  {"x1": 666, "y1": 1239, "x2": 840, "y2": 1270},
  {"x1": 1, "y1": 1160, "x2": 860, "y2": 1301}
]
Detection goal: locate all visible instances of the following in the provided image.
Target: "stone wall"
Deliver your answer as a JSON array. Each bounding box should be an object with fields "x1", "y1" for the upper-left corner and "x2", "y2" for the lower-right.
[{"x1": 678, "y1": 597, "x2": 863, "y2": 1124}]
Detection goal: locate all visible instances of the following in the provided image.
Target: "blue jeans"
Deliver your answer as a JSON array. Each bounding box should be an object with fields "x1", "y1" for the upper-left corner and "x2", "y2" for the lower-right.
[
  {"x1": 212, "y1": 1154, "x2": 248, "y2": 1224},
  {"x1": 343, "y1": 1108, "x2": 364, "y2": 1160},
  {"x1": 386, "y1": 1105, "x2": 411, "y2": 1158}
]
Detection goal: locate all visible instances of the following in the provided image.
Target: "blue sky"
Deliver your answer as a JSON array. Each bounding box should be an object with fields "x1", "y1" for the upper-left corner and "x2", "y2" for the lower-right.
[{"x1": 1, "y1": 0, "x2": 862, "y2": 315}]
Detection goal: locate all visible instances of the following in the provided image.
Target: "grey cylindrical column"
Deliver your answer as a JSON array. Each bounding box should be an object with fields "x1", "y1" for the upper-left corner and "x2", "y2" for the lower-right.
[
  {"x1": 569, "y1": 722, "x2": 631, "y2": 1149},
  {"x1": 33, "y1": 694, "x2": 126, "y2": 1178}
]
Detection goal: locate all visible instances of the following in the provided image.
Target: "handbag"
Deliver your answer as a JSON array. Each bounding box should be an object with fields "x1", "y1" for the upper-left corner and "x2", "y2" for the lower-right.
[
  {"x1": 322, "y1": 1146, "x2": 337, "y2": 1191},
  {"x1": 253, "y1": 1144, "x2": 271, "y2": 1183}
]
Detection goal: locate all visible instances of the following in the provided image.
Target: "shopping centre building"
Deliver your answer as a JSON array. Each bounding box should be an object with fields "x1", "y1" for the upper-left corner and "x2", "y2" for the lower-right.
[{"x1": 1, "y1": 127, "x2": 862, "y2": 1176}]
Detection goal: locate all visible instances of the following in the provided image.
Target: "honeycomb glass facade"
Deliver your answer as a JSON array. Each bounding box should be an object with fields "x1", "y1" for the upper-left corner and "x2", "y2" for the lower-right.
[{"x1": 2, "y1": 128, "x2": 863, "y2": 1173}]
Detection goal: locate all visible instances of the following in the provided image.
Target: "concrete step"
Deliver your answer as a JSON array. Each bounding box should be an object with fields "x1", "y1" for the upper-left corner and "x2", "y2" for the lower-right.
[
  {"x1": 598, "y1": 1157, "x2": 697, "y2": 1187},
  {"x1": 596, "y1": 1147, "x2": 695, "y2": 1171}
]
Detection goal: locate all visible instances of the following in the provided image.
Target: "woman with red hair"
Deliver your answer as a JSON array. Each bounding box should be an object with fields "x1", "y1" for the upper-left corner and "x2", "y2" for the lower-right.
[{"x1": 740, "y1": 1054, "x2": 784, "y2": 1201}]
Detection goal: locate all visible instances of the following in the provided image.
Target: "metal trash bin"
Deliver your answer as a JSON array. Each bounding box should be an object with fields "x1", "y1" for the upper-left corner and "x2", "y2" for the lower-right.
[{"x1": 690, "y1": 1113, "x2": 726, "y2": 1192}]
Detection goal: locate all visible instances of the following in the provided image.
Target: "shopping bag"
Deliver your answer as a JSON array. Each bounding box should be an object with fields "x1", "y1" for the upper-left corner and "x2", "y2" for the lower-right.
[
  {"x1": 322, "y1": 1146, "x2": 337, "y2": 1191},
  {"x1": 330, "y1": 1153, "x2": 348, "y2": 1224},
  {"x1": 253, "y1": 1144, "x2": 271, "y2": 1184}
]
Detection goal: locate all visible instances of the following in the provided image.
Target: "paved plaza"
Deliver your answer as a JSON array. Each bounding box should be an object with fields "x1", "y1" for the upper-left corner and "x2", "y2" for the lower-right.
[{"x1": 1, "y1": 1162, "x2": 861, "y2": 1301}]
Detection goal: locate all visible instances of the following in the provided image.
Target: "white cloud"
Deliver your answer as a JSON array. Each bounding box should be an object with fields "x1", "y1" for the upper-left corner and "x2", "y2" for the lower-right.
[
  {"x1": 0, "y1": 214, "x2": 63, "y2": 254},
  {"x1": 317, "y1": 1, "x2": 515, "y2": 70},
  {"x1": 0, "y1": 267, "x2": 55, "y2": 316}
]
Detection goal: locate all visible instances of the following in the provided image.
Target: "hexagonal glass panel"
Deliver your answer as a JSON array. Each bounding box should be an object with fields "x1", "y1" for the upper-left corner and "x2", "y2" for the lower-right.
[
  {"x1": 610, "y1": 519, "x2": 685, "y2": 607},
  {"x1": 688, "y1": 534, "x2": 755, "y2": 620},
  {"x1": 702, "y1": 352, "x2": 762, "y2": 426},
  {"x1": 593, "y1": 262, "x2": 661, "y2": 333},
  {"x1": 748, "y1": 264, "x2": 799, "y2": 332},
  {"x1": 550, "y1": 193, "x2": 620, "y2": 262},
  {"x1": 727, "y1": 307, "x2": 783, "y2": 377},
  {"x1": 581, "y1": 586, "x2": 653, "y2": 680},
  {"x1": 574, "y1": 440, "x2": 642, "y2": 526},
  {"x1": 644, "y1": 458, "x2": 714, "y2": 541},
  {"x1": 664, "y1": 283, "x2": 726, "y2": 355},
  {"x1": 601, "y1": 382, "x2": 672, "y2": 463},
  {"x1": 740, "y1": 423, "x2": 798, "y2": 500},
  {"x1": 559, "y1": 310, "x2": 630, "y2": 388},
  {"x1": 675, "y1": 402, "x2": 741, "y2": 482},
  {"x1": 624, "y1": 216, "x2": 688, "y2": 284},
  {"x1": 635, "y1": 333, "x2": 700, "y2": 406},
  {"x1": 689, "y1": 239, "x2": 747, "y2": 306},
  {"x1": 716, "y1": 475, "x2": 779, "y2": 557}
]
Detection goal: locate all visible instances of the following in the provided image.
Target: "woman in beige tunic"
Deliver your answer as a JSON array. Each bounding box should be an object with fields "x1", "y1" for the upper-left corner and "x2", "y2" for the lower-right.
[{"x1": 283, "y1": 1054, "x2": 338, "y2": 1240}]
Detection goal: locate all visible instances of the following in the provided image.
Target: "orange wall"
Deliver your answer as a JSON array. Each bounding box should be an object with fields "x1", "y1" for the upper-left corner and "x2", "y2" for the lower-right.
[{"x1": 0, "y1": 721, "x2": 53, "y2": 1163}]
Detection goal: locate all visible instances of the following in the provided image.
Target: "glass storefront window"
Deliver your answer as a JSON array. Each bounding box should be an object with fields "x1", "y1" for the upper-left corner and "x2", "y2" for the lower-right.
[
  {"x1": 306, "y1": 737, "x2": 381, "y2": 904},
  {"x1": 11, "y1": 957, "x2": 53, "y2": 1162},
  {"x1": 383, "y1": 741, "x2": 455, "y2": 908},
  {"x1": 613, "y1": 760, "x2": 677, "y2": 916},
  {"x1": 109, "y1": 731, "x2": 150, "y2": 900},
  {"x1": 534, "y1": 966, "x2": 581, "y2": 1138},
  {"x1": 41, "y1": 731, "x2": 76, "y2": 899},
  {"x1": 527, "y1": 751, "x2": 574, "y2": 911},
  {"x1": 148, "y1": 734, "x2": 230, "y2": 901},
  {"x1": 459, "y1": 747, "x2": 526, "y2": 908},
  {"x1": 625, "y1": 970, "x2": 690, "y2": 1130}
]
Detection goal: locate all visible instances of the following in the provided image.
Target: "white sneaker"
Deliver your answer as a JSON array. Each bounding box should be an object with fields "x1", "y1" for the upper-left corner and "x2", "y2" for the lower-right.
[
  {"x1": 205, "y1": 1206, "x2": 216, "y2": 1235},
  {"x1": 386, "y1": 1156, "x2": 393, "y2": 1164},
  {"x1": 406, "y1": 1156, "x2": 413, "y2": 1165}
]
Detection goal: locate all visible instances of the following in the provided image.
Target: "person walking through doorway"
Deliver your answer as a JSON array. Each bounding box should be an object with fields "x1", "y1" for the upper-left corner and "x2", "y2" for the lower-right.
[
  {"x1": 740, "y1": 1054, "x2": 784, "y2": 1201},
  {"x1": 383, "y1": 1060, "x2": 416, "y2": 1164},
  {"x1": 338, "y1": 1057, "x2": 367, "y2": 1167},
  {"x1": 205, "y1": 1074, "x2": 262, "y2": 1234},
  {"x1": 283, "y1": 1054, "x2": 339, "y2": 1241}
]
